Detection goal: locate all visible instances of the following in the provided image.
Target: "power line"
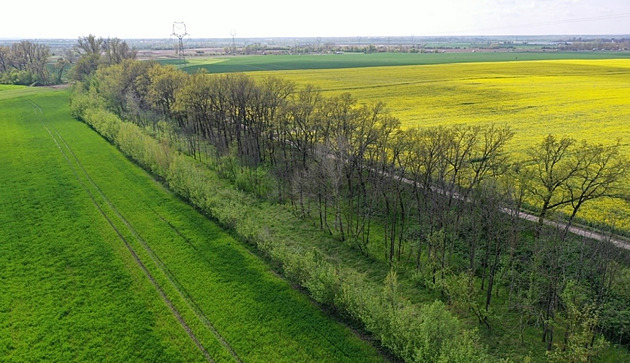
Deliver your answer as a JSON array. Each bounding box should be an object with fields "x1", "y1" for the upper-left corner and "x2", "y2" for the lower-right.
[{"x1": 172, "y1": 21, "x2": 189, "y2": 63}]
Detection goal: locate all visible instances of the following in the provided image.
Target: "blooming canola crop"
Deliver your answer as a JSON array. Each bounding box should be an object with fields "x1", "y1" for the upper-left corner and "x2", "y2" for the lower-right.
[{"x1": 249, "y1": 59, "x2": 630, "y2": 231}]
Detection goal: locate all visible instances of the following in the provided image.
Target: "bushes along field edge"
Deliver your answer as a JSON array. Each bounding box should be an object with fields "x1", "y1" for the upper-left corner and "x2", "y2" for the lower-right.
[{"x1": 72, "y1": 96, "x2": 496, "y2": 362}]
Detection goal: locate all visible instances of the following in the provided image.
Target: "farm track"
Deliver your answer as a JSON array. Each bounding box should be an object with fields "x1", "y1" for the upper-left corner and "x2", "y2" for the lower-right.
[
  {"x1": 395, "y1": 172, "x2": 630, "y2": 250},
  {"x1": 346, "y1": 153, "x2": 630, "y2": 251},
  {"x1": 335, "y1": 152, "x2": 630, "y2": 250},
  {"x1": 30, "y1": 102, "x2": 241, "y2": 363},
  {"x1": 511, "y1": 209, "x2": 630, "y2": 250}
]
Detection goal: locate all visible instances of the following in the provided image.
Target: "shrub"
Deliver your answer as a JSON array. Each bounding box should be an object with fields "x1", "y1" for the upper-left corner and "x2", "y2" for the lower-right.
[{"x1": 75, "y1": 100, "x2": 496, "y2": 362}]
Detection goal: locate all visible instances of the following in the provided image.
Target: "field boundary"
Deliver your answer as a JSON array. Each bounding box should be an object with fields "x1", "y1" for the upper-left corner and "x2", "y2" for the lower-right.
[{"x1": 171, "y1": 52, "x2": 630, "y2": 74}]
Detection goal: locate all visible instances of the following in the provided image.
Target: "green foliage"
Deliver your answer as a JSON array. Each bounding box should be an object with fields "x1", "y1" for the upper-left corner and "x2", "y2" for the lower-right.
[
  {"x1": 0, "y1": 41, "x2": 53, "y2": 85},
  {"x1": 70, "y1": 58, "x2": 630, "y2": 362},
  {"x1": 73, "y1": 87, "x2": 495, "y2": 361},
  {"x1": 68, "y1": 83, "x2": 104, "y2": 119},
  {"x1": 215, "y1": 153, "x2": 276, "y2": 198},
  {"x1": 413, "y1": 301, "x2": 464, "y2": 362},
  {"x1": 0, "y1": 93, "x2": 199, "y2": 362},
  {"x1": 234, "y1": 164, "x2": 276, "y2": 198},
  {"x1": 443, "y1": 272, "x2": 493, "y2": 329},
  {"x1": 82, "y1": 107, "x2": 121, "y2": 140},
  {"x1": 5, "y1": 90, "x2": 383, "y2": 362},
  {"x1": 71, "y1": 53, "x2": 101, "y2": 81},
  {"x1": 599, "y1": 267, "x2": 630, "y2": 346},
  {"x1": 0, "y1": 68, "x2": 36, "y2": 85},
  {"x1": 437, "y1": 328, "x2": 496, "y2": 363},
  {"x1": 547, "y1": 281, "x2": 609, "y2": 362}
]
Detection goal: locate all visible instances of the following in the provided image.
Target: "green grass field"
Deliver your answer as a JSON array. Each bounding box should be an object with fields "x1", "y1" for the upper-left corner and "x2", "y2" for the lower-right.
[
  {"x1": 0, "y1": 89, "x2": 384, "y2": 362},
  {"x1": 163, "y1": 51, "x2": 630, "y2": 73}
]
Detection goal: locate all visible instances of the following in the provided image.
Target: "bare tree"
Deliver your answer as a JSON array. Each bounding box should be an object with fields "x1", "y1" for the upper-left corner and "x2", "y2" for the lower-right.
[
  {"x1": 76, "y1": 34, "x2": 104, "y2": 55},
  {"x1": 52, "y1": 57, "x2": 69, "y2": 84},
  {"x1": 527, "y1": 135, "x2": 629, "y2": 240},
  {"x1": 102, "y1": 37, "x2": 137, "y2": 65},
  {"x1": 463, "y1": 124, "x2": 513, "y2": 198},
  {"x1": 0, "y1": 41, "x2": 51, "y2": 84},
  {"x1": 0, "y1": 46, "x2": 9, "y2": 73},
  {"x1": 562, "y1": 140, "x2": 629, "y2": 239},
  {"x1": 527, "y1": 135, "x2": 579, "y2": 239}
]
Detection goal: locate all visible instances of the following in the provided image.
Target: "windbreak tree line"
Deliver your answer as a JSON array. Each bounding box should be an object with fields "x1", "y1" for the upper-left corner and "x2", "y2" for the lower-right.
[
  {"x1": 71, "y1": 58, "x2": 630, "y2": 361},
  {"x1": 72, "y1": 34, "x2": 137, "y2": 82},
  {"x1": 0, "y1": 35, "x2": 135, "y2": 86},
  {"x1": 0, "y1": 41, "x2": 54, "y2": 85}
]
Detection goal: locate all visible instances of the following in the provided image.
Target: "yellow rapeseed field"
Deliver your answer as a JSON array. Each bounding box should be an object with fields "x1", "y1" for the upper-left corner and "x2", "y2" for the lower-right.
[{"x1": 248, "y1": 60, "x2": 630, "y2": 231}]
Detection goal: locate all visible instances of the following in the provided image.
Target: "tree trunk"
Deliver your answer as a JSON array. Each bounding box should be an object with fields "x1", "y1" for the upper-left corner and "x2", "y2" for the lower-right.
[{"x1": 536, "y1": 198, "x2": 550, "y2": 240}]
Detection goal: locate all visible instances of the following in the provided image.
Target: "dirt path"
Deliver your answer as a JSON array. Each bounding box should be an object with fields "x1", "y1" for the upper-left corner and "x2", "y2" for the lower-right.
[
  {"x1": 511, "y1": 209, "x2": 630, "y2": 250},
  {"x1": 392, "y1": 167, "x2": 630, "y2": 250}
]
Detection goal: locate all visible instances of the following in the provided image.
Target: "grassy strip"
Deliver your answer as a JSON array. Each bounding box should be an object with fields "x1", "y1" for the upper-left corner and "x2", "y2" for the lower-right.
[
  {"x1": 0, "y1": 94, "x2": 204, "y2": 362},
  {"x1": 49, "y1": 90, "x2": 385, "y2": 362},
  {"x1": 38, "y1": 113, "x2": 231, "y2": 362},
  {"x1": 75, "y1": 94, "x2": 495, "y2": 362}
]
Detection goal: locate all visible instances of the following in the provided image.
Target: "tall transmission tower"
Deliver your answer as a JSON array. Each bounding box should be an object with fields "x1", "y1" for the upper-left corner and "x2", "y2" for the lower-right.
[
  {"x1": 230, "y1": 30, "x2": 236, "y2": 55},
  {"x1": 172, "y1": 21, "x2": 189, "y2": 62}
]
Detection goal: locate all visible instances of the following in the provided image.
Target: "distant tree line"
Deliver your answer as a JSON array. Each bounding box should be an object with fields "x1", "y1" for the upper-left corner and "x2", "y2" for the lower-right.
[
  {"x1": 0, "y1": 35, "x2": 135, "y2": 86},
  {"x1": 558, "y1": 38, "x2": 630, "y2": 51},
  {"x1": 71, "y1": 34, "x2": 137, "y2": 81},
  {"x1": 71, "y1": 56, "x2": 630, "y2": 360},
  {"x1": 0, "y1": 40, "x2": 56, "y2": 85}
]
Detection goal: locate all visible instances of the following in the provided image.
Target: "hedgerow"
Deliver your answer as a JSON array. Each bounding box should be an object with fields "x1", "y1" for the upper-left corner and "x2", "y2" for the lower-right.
[{"x1": 74, "y1": 96, "x2": 496, "y2": 362}]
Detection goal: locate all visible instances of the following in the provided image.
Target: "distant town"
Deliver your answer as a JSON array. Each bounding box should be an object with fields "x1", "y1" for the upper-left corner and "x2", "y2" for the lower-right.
[{"x1": 2, "y1": 35, "x2": 629, "y2": 59}]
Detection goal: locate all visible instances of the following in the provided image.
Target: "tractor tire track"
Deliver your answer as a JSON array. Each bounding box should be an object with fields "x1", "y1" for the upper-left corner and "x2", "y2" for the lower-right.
[
  {"x1": 149, "y1": 208, "x2": 359, "y2": 361},
  {"x1": 46, "y1": 121, "x2": 242, "y2": 363},
  {"x1": 32, "y1": 102, "x2": 215, "y2": 363}
]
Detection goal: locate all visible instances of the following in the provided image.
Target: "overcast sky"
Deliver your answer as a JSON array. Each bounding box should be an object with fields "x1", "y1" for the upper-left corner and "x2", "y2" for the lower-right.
[{"x1": 2, "y1": 0, "x2": 629, "y2": 39}]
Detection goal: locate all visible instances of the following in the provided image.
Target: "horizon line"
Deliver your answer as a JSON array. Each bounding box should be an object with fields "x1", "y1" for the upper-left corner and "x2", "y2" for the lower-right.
[{"x1": 2, "y1": 34, "x2": 630, "y2": 41}]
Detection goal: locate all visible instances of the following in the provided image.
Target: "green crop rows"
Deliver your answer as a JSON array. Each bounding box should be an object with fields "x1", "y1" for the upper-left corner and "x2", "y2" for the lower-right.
[
  {"x1": 0, "y1": 89, "x2": 383, "y2": 362},
  {"x1": 165, "y1": 51, "x2": 630, "y2": 74}
]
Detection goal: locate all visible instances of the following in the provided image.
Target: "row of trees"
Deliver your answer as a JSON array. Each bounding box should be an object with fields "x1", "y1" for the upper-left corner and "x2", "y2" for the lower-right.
[
  {"x1": 73, "y1": 102, "x2": 497, "y2": 363},
  {"x1": 0, "y1": 35, "x2": 135, "y2": 86},
  {"x1": 72, "y1": 35, "x2": 137, "y2": 81},
  {"x1": 0, "y1": 40, "x2": 60, "y2": 85},
  {"x1": 72, "y1": 58, "x2": 630, "y2": 358},
  {"x1": 558, "y1": 38, "x2": 630, "y2": 51}
]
